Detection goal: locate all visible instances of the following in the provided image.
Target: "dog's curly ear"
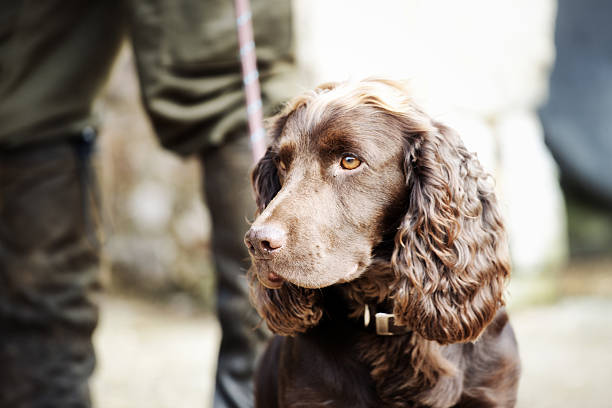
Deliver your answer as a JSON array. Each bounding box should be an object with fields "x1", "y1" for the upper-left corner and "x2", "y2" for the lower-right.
[
  {"x1": 392, "y1": 122, "x2": 510, "y2": 344},
  {"x1": 251, "y1": 113, "x2": 289, "y2": 213},
  {"x1": 252, "y1": 148, "x2": 280, "y2": 213}
]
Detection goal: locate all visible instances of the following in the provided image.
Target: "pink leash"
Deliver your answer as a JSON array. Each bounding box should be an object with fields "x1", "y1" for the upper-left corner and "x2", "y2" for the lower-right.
[{"x1": 234, "y1": 0, "x2": 267, "y2": 162}]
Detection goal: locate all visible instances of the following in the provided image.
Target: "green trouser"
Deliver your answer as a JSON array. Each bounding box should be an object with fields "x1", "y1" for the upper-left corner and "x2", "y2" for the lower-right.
[
  {"x1": 0, "y1": 1, "x2": 295, "y2": 407},
  {"x1": 0, "y1": 140, "x2": 99, "y2": 408}
]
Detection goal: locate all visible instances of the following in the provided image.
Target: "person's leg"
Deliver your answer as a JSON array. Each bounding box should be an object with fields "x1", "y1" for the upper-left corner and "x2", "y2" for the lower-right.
[
  {"x1": 0, "y1": 1, "x2": 125, "y2": 406},
  {"x1": 0, "y1": 136, "x2": 100, "y2": 408},
  {"x1": 127, "y1": 1, "x2": 297, "y2": 406},
  {"x1": 201, "y1": 135, "x2": 267, "y2": 408}
]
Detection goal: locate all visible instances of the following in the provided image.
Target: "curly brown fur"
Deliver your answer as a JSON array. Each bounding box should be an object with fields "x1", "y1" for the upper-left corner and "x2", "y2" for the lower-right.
[
  {"x1": 392, "y1": 123, "x2": 510, "y2": 344},
  {"x1": 343, "y1": 262, "x2": 462, "y2": 407},
  {"x1": 248, "y1": 269, "x2": 323, "y2": 336},
  {"x1": 246, "y1": 79, "x2": 520, "y2": 408}
]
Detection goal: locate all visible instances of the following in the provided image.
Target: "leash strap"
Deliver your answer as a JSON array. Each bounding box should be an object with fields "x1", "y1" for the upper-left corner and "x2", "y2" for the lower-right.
[{"x1": 234, "y1": 0, "x2": 266, "y2": 163}]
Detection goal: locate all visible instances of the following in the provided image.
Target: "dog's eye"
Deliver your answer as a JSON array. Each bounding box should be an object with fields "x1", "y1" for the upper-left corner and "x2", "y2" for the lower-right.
[
  {"x1": 340, "y1": 154, "x2": 361, "y2": 170},
  {"x1": 274, "y1": 157, "x2": 287, "y2": 172}
]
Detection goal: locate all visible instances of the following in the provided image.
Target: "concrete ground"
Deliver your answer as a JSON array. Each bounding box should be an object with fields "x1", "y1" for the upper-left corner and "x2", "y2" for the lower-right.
[{"x1": 91, "y1": 294, "x2": 612, "y2": 408}]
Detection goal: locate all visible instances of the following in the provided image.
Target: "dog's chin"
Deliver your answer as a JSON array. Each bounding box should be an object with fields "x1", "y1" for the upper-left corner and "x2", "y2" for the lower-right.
[
  {"x1": 253, "y1": 265, "x2": 285, "y2": 289},
  {"x1": 255, "y1": 261, "x2": 367, "y2": 290}
]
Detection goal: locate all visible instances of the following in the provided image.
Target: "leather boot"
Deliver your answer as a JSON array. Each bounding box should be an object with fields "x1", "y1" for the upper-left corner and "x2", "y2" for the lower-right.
[
  {"x1": 0, "y1": 135, "x2": 99, "y2": 408},
  {"x1": 201, "y1": 135, "x2": 270, "y2": 408}
]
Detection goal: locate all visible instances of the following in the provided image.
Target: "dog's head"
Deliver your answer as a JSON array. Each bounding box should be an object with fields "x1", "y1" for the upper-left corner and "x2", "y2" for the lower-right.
[{"x1": 246, "y1": 79, "x2": 510, "y2": 343}]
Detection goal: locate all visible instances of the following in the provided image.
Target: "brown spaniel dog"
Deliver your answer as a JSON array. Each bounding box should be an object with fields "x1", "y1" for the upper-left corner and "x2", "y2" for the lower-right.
[{"x1": 245, "y1": 79, "x2": 520, "y2": 408}]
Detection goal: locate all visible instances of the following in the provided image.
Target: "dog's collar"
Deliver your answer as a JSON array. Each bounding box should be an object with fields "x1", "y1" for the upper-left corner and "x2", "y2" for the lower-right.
[{"x1": 362, "y1": 304, "x2": 412, "y2": 336}]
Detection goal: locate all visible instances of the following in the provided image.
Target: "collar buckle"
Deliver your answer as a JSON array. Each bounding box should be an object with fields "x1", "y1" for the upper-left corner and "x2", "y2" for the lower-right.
[
  {"x1": 375, "y1": 312, "x2": 396, "y2": 336},
  {"x1": 362, "y1": 304, "x2": 411, "y2": 336}
]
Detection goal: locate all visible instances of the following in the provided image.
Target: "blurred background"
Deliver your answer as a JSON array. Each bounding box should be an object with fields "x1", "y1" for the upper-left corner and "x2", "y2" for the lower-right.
[{"x1": 89, "y1": 0, "x2": 611, "y2": 407}]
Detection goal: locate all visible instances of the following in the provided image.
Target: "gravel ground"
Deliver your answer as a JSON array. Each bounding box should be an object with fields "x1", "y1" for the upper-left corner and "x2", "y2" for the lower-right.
[{"x1": 91, "y1": 295, "x2": 612, "y2": 408}]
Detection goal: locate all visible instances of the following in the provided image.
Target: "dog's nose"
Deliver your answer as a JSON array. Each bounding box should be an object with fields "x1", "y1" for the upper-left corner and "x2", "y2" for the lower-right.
[{"x1": 245, "y1": 225, "x2": 287, "y2": 256}]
